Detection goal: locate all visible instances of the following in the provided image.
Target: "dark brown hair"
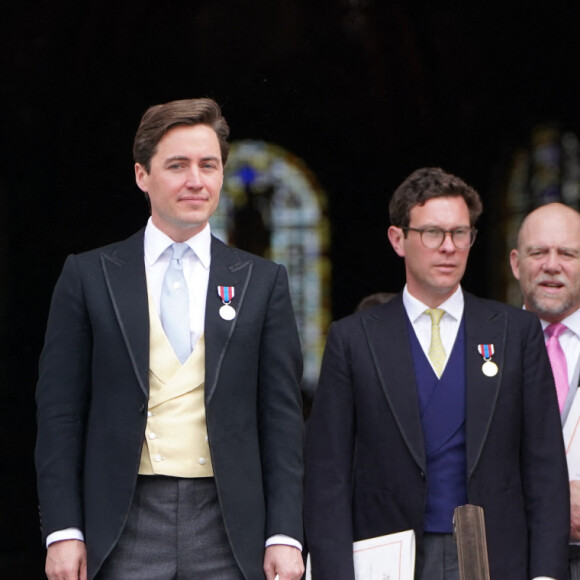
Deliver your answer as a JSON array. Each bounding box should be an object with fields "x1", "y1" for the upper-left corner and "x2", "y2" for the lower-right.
[
  {"x1": 355, "y1": 292, "x2": 396, "y2": 312},
  {"x1": 388, "y1": 167, "x2": 483, "y2": 228},
  {"x1": 133, "y1": 98, "x2": 230, "y2": 172}
]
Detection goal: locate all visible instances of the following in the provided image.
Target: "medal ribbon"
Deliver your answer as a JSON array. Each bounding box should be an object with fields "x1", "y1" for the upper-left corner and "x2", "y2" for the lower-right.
[
  {"x1": 477, "y1": 344, "x2": 495, "y2": 360},
  {"x1": 217, "y1": 286, "x2": 235, "y2": 304}
]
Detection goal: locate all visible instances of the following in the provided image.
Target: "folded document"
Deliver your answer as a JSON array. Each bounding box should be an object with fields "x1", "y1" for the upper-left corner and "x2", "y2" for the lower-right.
[{"x1": 305, "y1": 529, "x2": 416, "y2": 579}]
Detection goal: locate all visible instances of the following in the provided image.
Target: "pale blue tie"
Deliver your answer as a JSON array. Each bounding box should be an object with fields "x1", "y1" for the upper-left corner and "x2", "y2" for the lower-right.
[{"x1": 160, "y1": 243, "x2": 192, "y2": 364}]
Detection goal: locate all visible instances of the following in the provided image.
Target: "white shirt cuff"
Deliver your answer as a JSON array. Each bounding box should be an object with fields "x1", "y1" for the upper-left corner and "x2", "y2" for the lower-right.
[
  {"x1": 47, "y1": 529, "x2": 301, "y2": 552},
  {"x1": 265, "y1": 534, "x2": 302, "y2": 552},
  {"x1": 46, "y1": 528, "x2": 85, "y2": 548}
]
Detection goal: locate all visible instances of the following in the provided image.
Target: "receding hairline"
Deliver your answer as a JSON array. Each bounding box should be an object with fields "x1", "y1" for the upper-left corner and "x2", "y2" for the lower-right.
[{"x1": 517, "y1": 203, "x2": 580, "y2": 249}]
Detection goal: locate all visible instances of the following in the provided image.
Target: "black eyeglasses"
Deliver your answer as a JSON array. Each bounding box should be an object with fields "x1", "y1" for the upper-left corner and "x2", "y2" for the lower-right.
[{"x1": 401, "y1": 227, "x2": 477, "y2": 249}]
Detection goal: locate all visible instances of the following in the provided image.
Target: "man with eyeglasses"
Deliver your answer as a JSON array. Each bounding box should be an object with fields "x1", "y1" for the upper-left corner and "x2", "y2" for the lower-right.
[{"x1": 305, "y1": 167, "x2": 569, "y2": 579}]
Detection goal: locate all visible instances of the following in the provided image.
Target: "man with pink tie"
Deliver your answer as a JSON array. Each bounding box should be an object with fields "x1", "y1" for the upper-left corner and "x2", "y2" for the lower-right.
[{"x1": 511, "y1": 202, "x2": 580, "y2": 579}]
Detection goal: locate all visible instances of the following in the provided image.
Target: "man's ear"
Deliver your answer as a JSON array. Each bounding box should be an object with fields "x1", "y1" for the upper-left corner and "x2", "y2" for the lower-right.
[
  {"x1": 509, "y1": 248, "x2": 521, "y2": 281},
  {"x1": 134, "y1": 163, "x2": 148, "y2": 193},
  {"x1": 388, "y1": 226, "x2": 405, "y2": 258}
]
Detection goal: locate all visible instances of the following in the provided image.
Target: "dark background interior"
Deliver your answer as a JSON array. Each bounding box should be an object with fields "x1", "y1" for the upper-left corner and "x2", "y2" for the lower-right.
[{"x1": 2, "y1": 1, "x2": 580, "y2": 575}]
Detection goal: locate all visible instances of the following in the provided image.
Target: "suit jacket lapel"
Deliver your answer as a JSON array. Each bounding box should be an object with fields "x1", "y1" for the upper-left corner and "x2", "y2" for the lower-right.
[
  {"x1": 464, "y1": 292, "x2": 506, "y2": 478},
  {"x1": 204, "y1": 236, "x2": 252, "y2": 404},
  {"x1": 362, "y1": 295, "x2": 426, "y2": 471},
  {"x1": 100, "y1": 229, "x2": 150, "y2": 396}
]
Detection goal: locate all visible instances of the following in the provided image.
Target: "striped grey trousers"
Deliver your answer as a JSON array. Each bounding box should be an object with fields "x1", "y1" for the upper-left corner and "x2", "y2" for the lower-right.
[
  {"x1": 97, "y1": 475, "x2": 245, "y2": 580},
  {"x1": 570, "y1": 546, "x2": 580, "y2": 580}
]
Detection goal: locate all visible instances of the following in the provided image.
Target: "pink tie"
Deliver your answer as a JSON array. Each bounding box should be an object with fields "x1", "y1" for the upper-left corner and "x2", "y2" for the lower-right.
[{"x1": 545, "y1": 322, "x2": 569, "y2": 413}]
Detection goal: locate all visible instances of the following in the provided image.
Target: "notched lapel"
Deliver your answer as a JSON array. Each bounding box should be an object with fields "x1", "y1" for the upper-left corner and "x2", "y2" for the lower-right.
[
  {"x1": 100, "y1": 231, "x2": 149, "y2": 396},
  {"x1": 205, "y1": 238, "x2": 252, "y2": 404},
  {"x1": 464, "y1": 294, "x2": 506, "y2": 477},
  {"x1": 362, "y1": 297, "x2": 426, "y2": 471}
]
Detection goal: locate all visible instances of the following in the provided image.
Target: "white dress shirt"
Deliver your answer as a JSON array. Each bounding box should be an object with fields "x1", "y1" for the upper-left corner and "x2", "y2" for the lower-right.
[
  {"x1": 540, "y1": 307, "x2": 580, "y2": 426},
  {"x1": 402, "y1": 285, "x2": 464, "y2": 374},
  {"x1": 144, "y1": 218, "x2": 210, "y2": 350}
]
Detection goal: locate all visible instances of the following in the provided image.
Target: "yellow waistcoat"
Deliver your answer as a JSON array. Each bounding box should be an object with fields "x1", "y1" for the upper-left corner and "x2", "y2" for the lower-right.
[{"x1": 139, "y1": 294, "x2": 213, "y2": 477}]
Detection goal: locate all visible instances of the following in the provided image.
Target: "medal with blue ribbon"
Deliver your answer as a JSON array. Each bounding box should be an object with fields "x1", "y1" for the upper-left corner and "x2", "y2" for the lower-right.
[
  {"x1": 217, "y1": 286, "x2": 236, "y2": 320},
  {"x1": 478, "y1": 344, "x2": 498, "y2": 377}
]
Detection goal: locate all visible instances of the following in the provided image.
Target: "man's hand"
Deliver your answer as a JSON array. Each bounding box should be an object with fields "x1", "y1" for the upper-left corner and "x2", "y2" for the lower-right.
[
  {"x1": 45, "y1": 539, "x2": 87, "y2": 580},
  {"x1": 263, "y1": 544, "x2": 304, "y2": 580},
  {"x1": 571, "y1": 480, "x2": 580, "y2": 541}
]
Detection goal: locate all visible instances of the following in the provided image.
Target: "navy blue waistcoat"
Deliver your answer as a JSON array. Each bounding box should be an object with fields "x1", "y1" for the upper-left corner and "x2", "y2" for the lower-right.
[{"x1": 408, "y1": 316, "x2": 468, "y2": 533}]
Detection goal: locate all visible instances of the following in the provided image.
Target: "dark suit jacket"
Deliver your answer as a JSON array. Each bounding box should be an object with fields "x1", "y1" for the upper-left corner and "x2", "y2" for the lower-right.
[
  {"x1": 304, "y1": 292, "x2": 570, "y2": 580},
  {"x1": 35, "y1": 229, "x2": 304, "y2": 580}
]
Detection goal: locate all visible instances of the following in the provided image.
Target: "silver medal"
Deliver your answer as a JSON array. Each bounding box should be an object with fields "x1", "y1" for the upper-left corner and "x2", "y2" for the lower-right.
[
  {"x1": 219, "y1": 304, "x2": 236, "y2": 321},
  {"x1": 482, "y1": 360, "x2": 498, "y2": 377}
]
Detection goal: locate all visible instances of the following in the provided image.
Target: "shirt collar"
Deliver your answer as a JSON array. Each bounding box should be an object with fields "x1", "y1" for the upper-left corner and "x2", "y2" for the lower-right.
[
  {"x1": 540, "y1": 307, "x2": 580, "y2": 340},
  {"x1": 403, "y1": 285, "x2": 464, "y2": 323},
  {"x1": 144, "y1": 217, "x2": 212, "y2": 269}
]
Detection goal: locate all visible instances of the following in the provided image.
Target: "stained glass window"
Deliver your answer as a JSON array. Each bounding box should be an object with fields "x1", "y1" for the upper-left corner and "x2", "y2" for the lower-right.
[
  {"x1": 211, "y1": 140, "x2": 331, "y2": 392},
  {"x1": 494, "y1": 123, "x2": 580, "y2": 303}
]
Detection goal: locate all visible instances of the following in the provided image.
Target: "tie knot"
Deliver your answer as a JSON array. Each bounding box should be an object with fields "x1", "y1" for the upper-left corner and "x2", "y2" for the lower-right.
[
  {"x1": 545, "y1": 322, "x2": 567, "y2": 340},
  {"x1": 170, "y1": 243, "x2": 189, "y2": 261},
  {"x1": 425, "y1": 308, "x2": 445, "y2": 326}
]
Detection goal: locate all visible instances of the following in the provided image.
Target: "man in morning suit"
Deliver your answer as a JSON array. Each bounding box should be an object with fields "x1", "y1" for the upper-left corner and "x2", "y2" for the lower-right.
[
  {"x1": 511, "y1": 203, "x2": 580, "y2": 579},
  {"x1": 35, "y1": 98, "x2": 305, "y2": 580},
  {"x1": 304, "y1": 167, "x2": 569, "y2": 579}
]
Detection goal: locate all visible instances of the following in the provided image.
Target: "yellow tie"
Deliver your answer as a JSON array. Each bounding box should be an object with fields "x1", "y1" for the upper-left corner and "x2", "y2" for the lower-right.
[{"x1": 425, "y1": 308, "x2": 446, "y2": 377}]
